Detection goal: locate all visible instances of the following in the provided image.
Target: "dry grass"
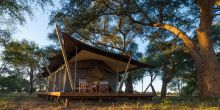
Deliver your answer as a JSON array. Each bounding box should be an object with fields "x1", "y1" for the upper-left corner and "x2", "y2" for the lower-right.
[{"x1": 0, "y1": 93, "x2": 220, "y2": 110}]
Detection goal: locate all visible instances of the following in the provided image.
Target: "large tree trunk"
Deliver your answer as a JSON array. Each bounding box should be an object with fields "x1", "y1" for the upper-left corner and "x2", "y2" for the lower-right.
[
  {"x1": 196, "y1": 0, "x2": 220, "y2": 98},
  {"x1": 129, "y1": 0, "x2": 220, "y2": 98},
  {"x1": 153, "y1": 20, "x2": 220, "y2": 98},
  {"x1": 160, "y1": 75, "x2": 175, "y2": 99},
  {"x1": 149, "y1": 14, "x2": 220, "y2": 98},
  {"x1": 125, "y1": 73, "x2": 133, "y2": 93},
  {"x1": 160, "y1": 58, "x2": 176, "y2": 99},
  {"x1": 161, "y1": 80, "x2": 168, "y2": 99}
]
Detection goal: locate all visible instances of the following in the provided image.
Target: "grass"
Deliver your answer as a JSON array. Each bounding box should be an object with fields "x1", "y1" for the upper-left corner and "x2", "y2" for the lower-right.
[{"x1": 0, "y1": 93, "x2": 220, "y2": 110}]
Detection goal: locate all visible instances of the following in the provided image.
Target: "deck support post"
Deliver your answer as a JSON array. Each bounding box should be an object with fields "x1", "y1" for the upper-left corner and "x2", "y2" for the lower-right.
[
  {"x1": 138, "y1": 97, "x2": 141, "y2": 102},
  {"x1": 49, "y1": 96, "x2": 51, "y2": 101},
  {"x1": 65, "y1": 97, "x2": 69, "y2": 107},
  {"x1": 46, "y1": 96, "x2": 49, "y2": 101},
  {"x1": 51, "y1": 96, "x2": 54, "y2": 102},
  {"x1": 85, "y1": 98, "x2": 88, "y2": 103},
  {"x1": 99, "y1": 98, "x2": 102, "y2": 103},
  {"x1": 56, "y1": 96, "x2": 60, "y2": 103},
  {"x1": 52, "y1": 96, "x2": 55, "y2": 102}
]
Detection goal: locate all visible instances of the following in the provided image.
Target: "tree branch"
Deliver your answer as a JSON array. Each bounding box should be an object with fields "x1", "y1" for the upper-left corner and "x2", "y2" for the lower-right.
[
  {"x1": 127, "y1": 14, "x2": 202, "y2": 67},
  {"x1": 216, "y1": 0, "x2": 220, "y2": 7}
]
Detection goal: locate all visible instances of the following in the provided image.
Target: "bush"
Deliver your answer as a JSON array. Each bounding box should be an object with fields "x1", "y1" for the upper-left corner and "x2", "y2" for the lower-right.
[{"x1": 0, "y1": 76, "x2": 29, "y2": 92}]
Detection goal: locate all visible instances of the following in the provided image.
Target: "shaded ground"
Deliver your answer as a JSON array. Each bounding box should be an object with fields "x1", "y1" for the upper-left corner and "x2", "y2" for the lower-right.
[{"x1": 0, "y1": 93, "x2": 220, "y2": 110}]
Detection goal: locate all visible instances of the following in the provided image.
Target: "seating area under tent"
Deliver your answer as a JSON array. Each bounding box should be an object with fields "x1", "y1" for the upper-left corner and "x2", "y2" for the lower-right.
[{"x1": 37, "y1": 32, "x2": 154, "y2": 101}]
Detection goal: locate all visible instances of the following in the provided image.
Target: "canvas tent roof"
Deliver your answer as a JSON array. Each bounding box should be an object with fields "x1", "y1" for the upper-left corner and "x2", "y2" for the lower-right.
[{"x1": 41, "y1": 33, "x2": 153, "y2": 77}]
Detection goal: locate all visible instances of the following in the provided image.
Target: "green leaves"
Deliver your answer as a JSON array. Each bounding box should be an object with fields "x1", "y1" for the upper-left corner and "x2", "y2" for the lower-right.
[
  {"x1": 3, "y1": 40, "x2": 40, "y2": 67},
  {"x1": 1, "y1": 40, "x2": 45, "y2": 93},
  {"x1": 0, "y1": 75, "x2": 29, "y2": 92},
  {"x1": 1, "y1": 39, "x2": 44, "y2": 83},
  {"x1": 0, "y1": 0, "x2": 52, "y2": 41}
]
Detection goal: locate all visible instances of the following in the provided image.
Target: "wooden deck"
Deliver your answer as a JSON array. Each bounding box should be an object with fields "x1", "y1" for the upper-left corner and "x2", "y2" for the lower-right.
[{"x1": 37, "y1": 92, "x2": 153, "y2": 100}]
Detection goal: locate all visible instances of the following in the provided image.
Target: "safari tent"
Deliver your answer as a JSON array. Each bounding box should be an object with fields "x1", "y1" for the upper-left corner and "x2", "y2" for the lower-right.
[{"x1": 38, "y1": 33, "x2": 153, "y2": 100}]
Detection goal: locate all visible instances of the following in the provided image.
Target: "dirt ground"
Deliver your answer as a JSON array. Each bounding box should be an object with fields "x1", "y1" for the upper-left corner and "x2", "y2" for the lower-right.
[{"x1": 0, "y1": 93, "x2": 220, "y2": 110}]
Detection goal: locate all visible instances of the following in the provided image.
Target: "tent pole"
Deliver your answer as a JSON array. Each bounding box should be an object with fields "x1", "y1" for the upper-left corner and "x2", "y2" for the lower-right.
[
  {"x1": 116, "y1": 62, "x2": 119, "y2": 93},
  {"x1": 53, "y1": 74, "x2": 56, "y2": 92},
  {"x1": 74, "y1": 47, "x2": 77, "y2": 92},
  {"x1": 118, "y1": 56, "x2": 132, "y2": 92},
  {"x1": 47, "y1": 77, "x2": 49, "y2": 92},
  {"x1": 38, "y1": 70, "x2": 48, "y2": 92},
  {"x1": 55, "y1": 24, "x2": 74, "y2": 91},
  {"x1": 63, "y1": 68, "x2": 67, "y2": 92},
  {"x1": 59, "y1": 71, "x2": 61, "y2": 91},
  {"x1": 41, "y1": 53, "x2": 58, "y2": 91}
]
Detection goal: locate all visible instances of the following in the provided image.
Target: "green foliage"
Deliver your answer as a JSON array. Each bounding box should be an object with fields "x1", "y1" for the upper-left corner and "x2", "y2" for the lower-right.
[
  {"x1": 2, "y1": 40, "x2": 44, "y2": 93},
  {"x1": 0, "y1": 76, "x2": 29, "y2": 92},
  {"x1": 49, "y1": 0, "x2": 199, "y2": 37},
  {"x1": 161, "y1": 97, "x2": 172, "y2": 105},
  {"x1": 211, "y1": 23, "x2": 220, "y2": 51},
  {"x1": 143, "y1": 29, "x2": 197, "y2": 98},
  {"x1": 0, "y1": 0, "x2": 52, "y2": 47},
  {"x1": 0, "y1": 0, "x2": 52, "y2": 25},
  {"x1": 3, "y1": 40, "x2": 41, "y2": 69},
  {"x1": 181, "y1": 78, "x2": 198, "y2": 96}
]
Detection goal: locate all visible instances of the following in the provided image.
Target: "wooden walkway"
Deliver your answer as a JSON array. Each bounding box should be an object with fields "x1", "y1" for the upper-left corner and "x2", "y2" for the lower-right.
[{"x1": 37, "y1": 92, "x2": 153, "y2": 100}]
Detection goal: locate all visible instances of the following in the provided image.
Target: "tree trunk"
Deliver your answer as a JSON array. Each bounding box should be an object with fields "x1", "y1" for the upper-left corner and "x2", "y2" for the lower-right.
[
  {"x1": 150, "y1": 71, "x2": 157, "y2": 96},
  {"x1": 152, "y1": 12, "x2": 220, "y2": 98},
  {"x1": 161, "y1": 81, "x2": 168, "y2": 99},
  {"x1": 29, "y1": 72, "x2": 34, "y2": 94},
  {"x1": 160, "y1": 73, "x2": 175, "y2": 99},
  {"x1": 129, "y1": 1, "x2": 220, "y2": 98},
  {"x1": 177, "y1": 78, "x2": 181, "y2": 94},
  {"x1": 196, "y1": 0, "x2": 220, "y2": 98},
  {"x1": 216, "y1": 0, "x2": 220, "y2": 7},
  {"x1": 125, "y1": 73, "x2": 133, "y2": 93},
  {"x1": 144, "y1": 72, "x2": 158, "y2": 93},
  {"x1": 151, "y1": 83, "x2": 157, "y2": 96}
]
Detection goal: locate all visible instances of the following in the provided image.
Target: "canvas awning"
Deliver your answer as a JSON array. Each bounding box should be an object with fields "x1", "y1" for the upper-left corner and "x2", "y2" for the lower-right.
[{"x1": 41, "y1": 33, "x2": 153, "y2": 77}]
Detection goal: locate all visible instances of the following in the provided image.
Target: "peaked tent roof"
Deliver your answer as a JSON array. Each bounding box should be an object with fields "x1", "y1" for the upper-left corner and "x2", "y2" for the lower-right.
[{"x1": 41, "y1": 33, "x2": 153, "y2": 77}]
